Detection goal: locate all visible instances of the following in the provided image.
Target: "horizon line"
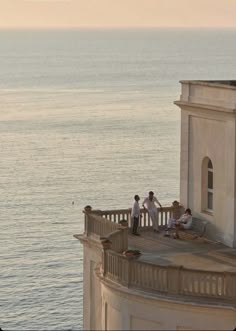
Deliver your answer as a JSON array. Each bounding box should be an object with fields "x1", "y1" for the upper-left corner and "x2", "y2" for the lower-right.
[{"x1": 1, "y1": 26, "x2": 236, "y2": 31}]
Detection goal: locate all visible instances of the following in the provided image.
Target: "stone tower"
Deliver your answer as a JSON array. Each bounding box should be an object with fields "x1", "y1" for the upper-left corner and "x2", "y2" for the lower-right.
[{"x1": 175, "y1": 80, "x2": 236, "y2": 247}]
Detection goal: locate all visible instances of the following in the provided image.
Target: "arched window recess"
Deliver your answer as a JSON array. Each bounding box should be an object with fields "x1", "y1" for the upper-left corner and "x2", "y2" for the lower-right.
[{"x1": 202, "y1": 157, "x2": 213, "y2": 213}]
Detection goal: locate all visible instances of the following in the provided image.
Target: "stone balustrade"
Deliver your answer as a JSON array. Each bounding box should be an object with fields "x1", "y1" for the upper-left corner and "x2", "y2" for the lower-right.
[
  {"x1": 105, "y1": 228, "x2": 128, "y2": 253},
  {"x1": 84, "y1": 206, "x2": 174, "y2": 237},
  {"x1": 82, "y1": 206, "x2": 236, "y2": 304},
  {"x1": 103, "y1": 249, "x2": 236, "y2": 303},
  {"x1": 100, "y1": 208, "x2": 132, "y2": 224},
  {"x1": 84, "y1": 211, "x2": 128, "y2": 253},
  {"x1": 98, "y1": 206, "x2": 173, "y2": 228},
  {"x1": 84, "y1": 212, "x2": 119, "y2": 238}
]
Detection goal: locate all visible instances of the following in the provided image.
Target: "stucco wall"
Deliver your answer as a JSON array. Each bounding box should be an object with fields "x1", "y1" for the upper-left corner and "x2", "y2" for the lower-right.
[
  {"x1": 178, "y1": 101, "x2": 236, "y2": 247},
  {"x1": 189, "y1": 114, "x2": 234, "y2": 243},
  {"x1": 101, "y1": 281, "x2": 236, "y2": 330},
  {"x1": 180, "y1": 80, "x2": 236, "y2": 110},
  {"x1": 83, "y1": 242, "x2": 102, "y2": 330}
]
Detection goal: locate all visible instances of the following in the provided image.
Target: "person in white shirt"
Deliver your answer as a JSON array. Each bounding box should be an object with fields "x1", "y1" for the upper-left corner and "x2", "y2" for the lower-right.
[
  {"x1": 131, "y1": 195, "x2": 141, "y2": 236},
  {"x1": 174, "y1": 208, "x2": 192, "y2": 239},
  {"x1": 142, "y1": 191, "x2": 162, "y2": 232},
  {"x1": 164, "y1": 200, "x2": 183, "y2": 236}
]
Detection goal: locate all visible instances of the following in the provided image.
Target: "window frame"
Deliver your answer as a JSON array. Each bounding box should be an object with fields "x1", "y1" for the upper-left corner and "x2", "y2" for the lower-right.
[
  {"x1": 202, "y1": 157, "x2": 213, "y2": 214},
  {"x1": 206, "y1": 160, "x2": 213, "y2": 212}
]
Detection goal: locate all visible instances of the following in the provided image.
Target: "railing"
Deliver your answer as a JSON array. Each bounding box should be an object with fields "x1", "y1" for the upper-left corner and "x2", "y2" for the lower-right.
[
  {"x1": 99, "y1": 207, "x2": 173, "y2": 229},
  {"x1": 84, "y1": 206, "x2": 174, "y2": 254},
  {"x1": 84, "y1": 212, "x2": 120, "y2": 238},
  {"x1": 106, "y1": 229, "x2": 128, "y2": 253},
  {"x1": 84, "y1": 211, "x2": 128, "y2": 253},
  {"x1": 83, "y1": 206, "x2": 236, "y2": 303},
  {"x1": 100, "y1": 209, "x2": 132, "y2": 224},
  {"x1": 84, "y1": 206, "x2": 174, "y2": 239},
  {"x1": 103, "y1": 250, "x2": 236, "y2": 303}
]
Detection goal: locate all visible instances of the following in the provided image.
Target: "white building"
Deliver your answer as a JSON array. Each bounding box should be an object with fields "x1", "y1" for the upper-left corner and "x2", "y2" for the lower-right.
[
  {"x1": 175, "y1": 80, "x2": 236, "y2": 248},
  {"x1": 75, "y1": 81, "x2": 236, "y2": 330}
]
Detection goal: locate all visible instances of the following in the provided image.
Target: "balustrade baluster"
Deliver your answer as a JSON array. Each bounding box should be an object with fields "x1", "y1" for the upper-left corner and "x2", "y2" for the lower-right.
[
  {"x1": 142, "y1": 212, "x2": 146, "y2": 227},
  {"x1": 209, "y1": 275, "x2": 213, "y2": 295},
  {"x1": 217, "y1": 276, "x2": 222, "y2": 296},
  {"x1": 147, "y1": 212, "x2": 150, "y2": 227},
  {"x1": 203, "y1": 275, "x2": 208, "y2": 295},
  {"x1": 159, "y1": 269, "x2": 163, "y2": 291},
  {"x1": 214, "y1": 275, "x2": 218, "y2": 296},
  {"x1": 160, "y1": 210, "x2": 163, "y2": 227},
  {"x1": 112, "y1": 255, "x2": 115, "y2": 277},
  {"x1": 194, "y1": 275, "x2": 199, "y2": 294},
  {"x1": 153, "y1": 267, "x2": 157, "y2": 290},
  {"x1": 164, "y1": 211, "x2": 168, "y2": 226},
  {"x1": 117, "y1": 257, "x2": 120, "y2": 280},
  {"x1": 148, "y1": 213, "x2": 151, "y2": 227}
]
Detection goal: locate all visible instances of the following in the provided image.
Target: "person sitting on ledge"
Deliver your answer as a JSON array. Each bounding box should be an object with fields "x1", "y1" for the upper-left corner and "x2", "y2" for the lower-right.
[
  {"x1": 173, "y1": 208, "x2": 192, "y2": 239},
  {"x1": 164, "y1": 200, "x2": 182, "y2": 236}
]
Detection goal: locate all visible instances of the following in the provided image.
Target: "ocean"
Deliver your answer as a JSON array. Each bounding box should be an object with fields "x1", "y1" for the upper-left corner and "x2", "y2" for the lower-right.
[{"x1": 1, "y1": 28, "x2": 236, "y2": 330}]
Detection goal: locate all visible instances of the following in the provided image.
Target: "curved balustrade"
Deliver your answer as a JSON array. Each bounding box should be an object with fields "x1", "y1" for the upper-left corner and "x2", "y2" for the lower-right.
[
  {"x1": 84, "y1": 212, "x2": 120, "y2": 237},
  {"x1": 84, "y1": 211, "x2": 128, "y2": 252},
  {"x1": 84, "y1": 206, "x2": 174, "y2": 238},
  {"x1": 83, "y1": 207, "x2": 236, "y2": 304},
  {"x1": 103, "y1": 250, "x2": 236, "y2": 303},
  {"x1": 105, "y1": 229, "x2": 128, "y2": 253},
  {"x1": 100, "y1": 209, "x2": 132, "y2": 224},
  {"x1": 99, "y1": 206, "x2": 173, "y2": 228}
]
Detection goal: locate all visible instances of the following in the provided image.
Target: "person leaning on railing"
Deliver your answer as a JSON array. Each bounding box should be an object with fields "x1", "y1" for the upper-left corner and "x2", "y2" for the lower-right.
[
  {"x1": 173, "y1": 208, "x2": 192, "y2": 239},
  {"x1": 142, "y1": 191, "x2": 162, "y2": 233}
]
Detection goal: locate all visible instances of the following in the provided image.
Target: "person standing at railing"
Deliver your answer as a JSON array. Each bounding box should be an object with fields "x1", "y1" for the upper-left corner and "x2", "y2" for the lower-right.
[
  {"x1": 142, "y1": 191, "x2": 162, "y2": 233},
  {"x1": 131, "y1": 194, "x2": 141, "y2": 236}
]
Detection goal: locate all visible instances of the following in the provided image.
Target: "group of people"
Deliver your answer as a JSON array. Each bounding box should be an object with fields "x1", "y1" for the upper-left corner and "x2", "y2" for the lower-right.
[{"x1": 131, "y1": 191, "x2": 192, "y2": 238}]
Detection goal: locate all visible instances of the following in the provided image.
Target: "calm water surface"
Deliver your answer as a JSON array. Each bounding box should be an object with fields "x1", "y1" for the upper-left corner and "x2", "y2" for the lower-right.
[{"x1": 1, "y1": 29, "x2": 236, "y2": 330}]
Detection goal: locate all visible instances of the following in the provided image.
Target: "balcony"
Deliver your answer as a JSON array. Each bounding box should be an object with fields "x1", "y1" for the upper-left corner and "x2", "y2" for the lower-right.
[{"x1": 74, "y1": 206, "x2": 236, "y2": 306}]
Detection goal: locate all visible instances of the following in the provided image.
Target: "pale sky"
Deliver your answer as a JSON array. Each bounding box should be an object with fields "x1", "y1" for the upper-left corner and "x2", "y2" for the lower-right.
[{"x1": 1, "y1": 0, "x2": 236, "y2": 29}]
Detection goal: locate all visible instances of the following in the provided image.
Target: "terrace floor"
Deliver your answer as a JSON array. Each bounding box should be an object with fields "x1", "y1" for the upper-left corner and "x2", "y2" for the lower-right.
[{"x1": 128, "y1": 229, "x2": 236, "y2": 272}]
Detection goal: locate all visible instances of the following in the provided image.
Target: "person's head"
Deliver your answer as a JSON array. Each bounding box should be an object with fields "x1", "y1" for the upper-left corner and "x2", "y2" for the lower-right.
[
  {"x1": 84, "y1": 205, "x2": 92, "y2": 212},
  {"x1": 134, "y1": 194, "x2": 140, "y2": 201},
  {"x1": 148, "y1": 191, "x2": 154, "y2": 199},
  {"x1": 172, "y1": 200, "x2": 179, "y2": 207},
  {"x1": 185, "y1": 208, "x2": 192, "y2": 215}
]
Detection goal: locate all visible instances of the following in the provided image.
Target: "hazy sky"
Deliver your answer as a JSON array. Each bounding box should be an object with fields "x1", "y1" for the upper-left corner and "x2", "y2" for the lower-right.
[{"x1": 1, "y1": 0, "x2": 236, "y2": 29}]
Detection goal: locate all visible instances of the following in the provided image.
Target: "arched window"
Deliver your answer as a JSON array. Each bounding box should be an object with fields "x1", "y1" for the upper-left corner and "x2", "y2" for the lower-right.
[
  {"x1": 202, "y1": 157, "x2": 213, "y2": 213},
  {"x1": 207, "y1": 160, "x2": 213, "y2": 211}
]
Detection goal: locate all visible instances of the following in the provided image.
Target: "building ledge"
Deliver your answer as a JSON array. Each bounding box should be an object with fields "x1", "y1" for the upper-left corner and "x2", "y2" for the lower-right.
[
  {"x1": 174, "y1": 100, "x2": 236, "y2": 114},
  {"x1": 97, "y1": 264, "x2": 236, "y2": 309},
  {"x1": 175, "y1": 80, "x2": 236, "y2": 112},
  {"x1": 180, "y1": 80, "x2": 236, "y2": 90}
]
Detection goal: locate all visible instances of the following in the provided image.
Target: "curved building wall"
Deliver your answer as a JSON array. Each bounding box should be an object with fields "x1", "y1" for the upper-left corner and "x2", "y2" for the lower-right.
[
  {"x1": 100, "y1": 280, "x2": 236, "y2": 331},
  {"x1": 83, "y1": 240, "x2": 102, "y2": 330}
]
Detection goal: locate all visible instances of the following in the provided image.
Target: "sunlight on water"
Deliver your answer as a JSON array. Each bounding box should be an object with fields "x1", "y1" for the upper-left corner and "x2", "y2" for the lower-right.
[{"x1": 1, "y1": 29, "x2": 236, "y2": 330}]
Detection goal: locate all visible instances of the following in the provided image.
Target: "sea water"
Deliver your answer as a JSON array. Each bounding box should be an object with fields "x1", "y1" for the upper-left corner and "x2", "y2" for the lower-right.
[{"x1": 1, "y1": 28, "x2": 236, "y2": 330}]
